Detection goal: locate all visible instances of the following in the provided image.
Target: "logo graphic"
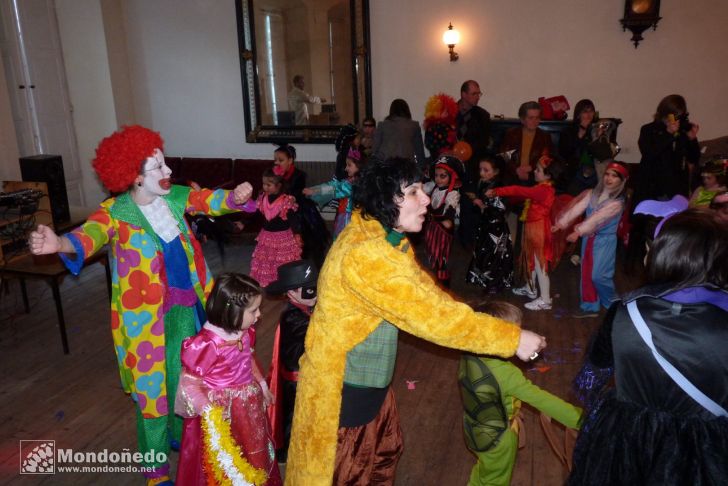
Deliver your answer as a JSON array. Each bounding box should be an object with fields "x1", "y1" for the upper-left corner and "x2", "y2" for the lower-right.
[{"x1": 20, "y1": 440, "x2": 55, "y2": 474}]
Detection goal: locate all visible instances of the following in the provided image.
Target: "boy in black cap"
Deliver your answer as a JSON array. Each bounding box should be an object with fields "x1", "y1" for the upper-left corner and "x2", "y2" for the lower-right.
[{"x1": 265, "y1": 259, "x2": 318, "y2": 463}]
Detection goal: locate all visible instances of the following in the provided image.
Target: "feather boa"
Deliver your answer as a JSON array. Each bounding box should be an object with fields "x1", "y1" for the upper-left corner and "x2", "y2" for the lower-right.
[{"x1": 201, "y1": 405, "x2": 268, "y2": 486}]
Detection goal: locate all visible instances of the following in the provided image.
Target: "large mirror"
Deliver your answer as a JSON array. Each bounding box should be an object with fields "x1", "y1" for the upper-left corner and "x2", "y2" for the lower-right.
[{"x1": 236, "y1": 0, "x2": 371, "y2": 144}]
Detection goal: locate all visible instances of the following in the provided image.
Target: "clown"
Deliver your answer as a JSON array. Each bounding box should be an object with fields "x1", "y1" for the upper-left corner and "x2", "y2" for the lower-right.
[
  {"x1": 424, "y1": 155, "x2": 464, "y2": 286},
  {"x1": 28, "y1": 125, "x2": 254, "y2": 485}
]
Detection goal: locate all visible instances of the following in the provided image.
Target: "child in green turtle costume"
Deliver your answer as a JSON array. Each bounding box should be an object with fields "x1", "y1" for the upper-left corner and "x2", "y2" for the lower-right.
[{"x1": 459, "y1": 301, "x2": 583, "y2": 485}]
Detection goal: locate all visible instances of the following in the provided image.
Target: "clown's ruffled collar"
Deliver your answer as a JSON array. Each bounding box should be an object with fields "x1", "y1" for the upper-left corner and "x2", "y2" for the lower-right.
[{"x1": 109, "y1": 185, "x2": 191, "y2": 252}]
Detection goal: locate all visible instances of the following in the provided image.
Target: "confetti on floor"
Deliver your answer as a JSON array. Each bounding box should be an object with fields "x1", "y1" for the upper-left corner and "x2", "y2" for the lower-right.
[{"x1": 528, "y1": 363, "x2": 552, "y2": 373}]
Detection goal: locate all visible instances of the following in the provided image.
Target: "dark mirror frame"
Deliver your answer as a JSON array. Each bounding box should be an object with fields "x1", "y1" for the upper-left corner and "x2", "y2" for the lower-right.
[{"x1": 235, "y1": 0, "x2": 372, "y2": 144}]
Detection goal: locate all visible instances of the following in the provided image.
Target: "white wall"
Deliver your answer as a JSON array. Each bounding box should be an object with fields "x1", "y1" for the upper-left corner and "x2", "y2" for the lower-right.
[
  {"x1": 49, "y1": 0, "x2": 728, "y2": 205},
  {"x1": 100, "y1": 0, "x2": 137, "y2": 128},
  {"x1": 369, "y1": 0, "x2": 728, "y2": 163},
  {"x1": 119, "y1": 0, "x2": 337, "y2": 162},
  {"x1": 55, "y1": 0, "x2": 117, "y2": 205}
]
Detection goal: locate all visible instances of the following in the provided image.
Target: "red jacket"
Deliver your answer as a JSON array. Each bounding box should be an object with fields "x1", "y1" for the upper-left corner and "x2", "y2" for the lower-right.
[{"x1": 493, "y1": 182, "x2": 555, "y2": 222}]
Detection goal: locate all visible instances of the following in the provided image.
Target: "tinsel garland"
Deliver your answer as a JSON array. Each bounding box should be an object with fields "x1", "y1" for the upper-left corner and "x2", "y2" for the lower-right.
[{"x1": 201, "y1": 405, "x2": 268, "y2": 486}]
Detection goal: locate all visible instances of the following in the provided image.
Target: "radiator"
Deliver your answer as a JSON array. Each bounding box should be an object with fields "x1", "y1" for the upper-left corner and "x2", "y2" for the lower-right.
[
  {"x1": 297, "y1": 161, "x2": 337, "y2": 186},
  {"x1": 296, "y1": 160, "x2": 339, "y2": 220}
]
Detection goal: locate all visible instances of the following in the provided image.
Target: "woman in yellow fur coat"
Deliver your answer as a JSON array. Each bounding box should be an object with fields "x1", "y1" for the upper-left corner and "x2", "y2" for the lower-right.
[{"x1": 285, "y1": 158, "x2": 547, "y2": 485}]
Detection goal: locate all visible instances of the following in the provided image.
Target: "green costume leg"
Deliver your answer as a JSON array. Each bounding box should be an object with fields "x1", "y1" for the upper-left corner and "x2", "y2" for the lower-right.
[
  {"x1": 134, "y1": 305, "x2": 197, "y2": 476},
  {"x1": 468, "y1": 429, "x2": 518, "y2": 486},
  {"x1": 164, "y1": 305, "x2": 198, "y2": 443},
  {"x1": 136, "y1": 408, "x2": 170, "y2": 471}
]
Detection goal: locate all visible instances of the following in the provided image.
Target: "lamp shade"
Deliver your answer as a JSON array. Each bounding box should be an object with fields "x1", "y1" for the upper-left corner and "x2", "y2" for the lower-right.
[{"x1": 443, "y1": 24, "x2": 460, "y2": 46}]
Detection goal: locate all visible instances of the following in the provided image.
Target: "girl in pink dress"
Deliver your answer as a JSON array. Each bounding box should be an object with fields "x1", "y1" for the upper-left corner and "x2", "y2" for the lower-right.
[
  {"x1": 176, "y1": 273, "x2": 282, "y2": 485},
  {"x1": 250, "y1": 170, "x2": 303, "y2": 286}
]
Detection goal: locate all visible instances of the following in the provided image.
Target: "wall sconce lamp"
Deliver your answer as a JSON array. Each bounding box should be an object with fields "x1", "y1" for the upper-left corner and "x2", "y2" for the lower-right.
[{"x1": 443, "y1": 22, "x2": 460, "y2": 61}]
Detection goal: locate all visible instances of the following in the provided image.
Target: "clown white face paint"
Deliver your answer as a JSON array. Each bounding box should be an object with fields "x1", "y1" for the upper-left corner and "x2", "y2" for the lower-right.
[{"x1": 140, "y1": 149, "x2": 172, "y2": 197}]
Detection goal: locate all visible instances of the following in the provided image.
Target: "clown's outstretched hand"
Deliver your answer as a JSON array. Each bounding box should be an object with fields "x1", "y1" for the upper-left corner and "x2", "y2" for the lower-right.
[
  {"x1": 233, "y1": 182, "x2": 254, "y2": 205},
  {"x1": 29, "y1": 224, "x2": 66, "y2": 255}
]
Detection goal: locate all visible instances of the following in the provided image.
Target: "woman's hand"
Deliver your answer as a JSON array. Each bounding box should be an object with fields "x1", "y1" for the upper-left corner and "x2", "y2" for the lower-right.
[
  {"x1": 302, "y1": 187, "x2": 314, "y2": 196},
  {"x1": 233, "y1": 182, "x2": 254, "y2": 204},
  {"x1": 551, "y1": 225, "x2": 561, "y2": 233},
  {"x1": 566, "y1": 231, "x2": 580, "y2": 243},
  {"x1": 473, "y1": 198, "x2": 486, "y2": 210},
  {"x1": 485, "y1": 189, "x2": 496, "y2": 198},
  {"x1": 516, "y1": 165, "x2": 532, "y2": 181},
  {"x1": 29, "y1": 224, "x2": 61, "y2": 255},
  {"x1": 515, "y1": 329, "x2": 547, "y2": 362}
]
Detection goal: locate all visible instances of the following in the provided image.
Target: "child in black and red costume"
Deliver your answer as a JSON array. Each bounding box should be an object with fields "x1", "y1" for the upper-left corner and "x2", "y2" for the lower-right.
[
  {"x1": 424, "y1": 155, "x2": 465, "y2": 287},
  {"x1": 264, "y1": 259, "x2": 318, "y2": 464}
]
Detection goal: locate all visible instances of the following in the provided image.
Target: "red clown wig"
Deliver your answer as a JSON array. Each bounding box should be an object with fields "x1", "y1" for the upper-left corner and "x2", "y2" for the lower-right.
[{"x1": 92, "y1": 125, "x2": 164, "y2": 193}]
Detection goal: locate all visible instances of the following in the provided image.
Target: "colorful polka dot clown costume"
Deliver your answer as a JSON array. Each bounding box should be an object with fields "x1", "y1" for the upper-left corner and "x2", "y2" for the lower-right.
[{"x1": 28, "y1": 125, "x2": 255, "y2": 485}]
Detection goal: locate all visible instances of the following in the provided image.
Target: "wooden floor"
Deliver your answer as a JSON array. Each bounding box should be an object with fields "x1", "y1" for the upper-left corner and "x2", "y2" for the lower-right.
[{"x1": 0, "y1": 234, "x2": 641, "y2": 485}]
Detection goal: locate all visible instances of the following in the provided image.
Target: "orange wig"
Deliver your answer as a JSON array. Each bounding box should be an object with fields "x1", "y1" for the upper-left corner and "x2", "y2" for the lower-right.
[{"x1": 92, "y1": 125, "x2": 164, "y2": 193}]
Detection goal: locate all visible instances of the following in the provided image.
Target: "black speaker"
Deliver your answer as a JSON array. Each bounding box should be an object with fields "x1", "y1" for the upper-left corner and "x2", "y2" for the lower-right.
[{"x1": 19, "y1": 154, "x2": 70, "y2": 227}]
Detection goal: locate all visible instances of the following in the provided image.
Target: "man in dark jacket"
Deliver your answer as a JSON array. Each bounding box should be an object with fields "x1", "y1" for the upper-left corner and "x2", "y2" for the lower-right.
[
  {"x1": 457, "y1": 80, "x2": 492, "y2": 247},
  {"x1": 457, "y1": 80, "x2": 492, "y2": 180}
]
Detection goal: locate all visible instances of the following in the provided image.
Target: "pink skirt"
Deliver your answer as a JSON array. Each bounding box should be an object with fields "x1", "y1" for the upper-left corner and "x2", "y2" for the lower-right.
[{"x1": 250, "y1": 229, "x2": 302, "y2": 286}]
